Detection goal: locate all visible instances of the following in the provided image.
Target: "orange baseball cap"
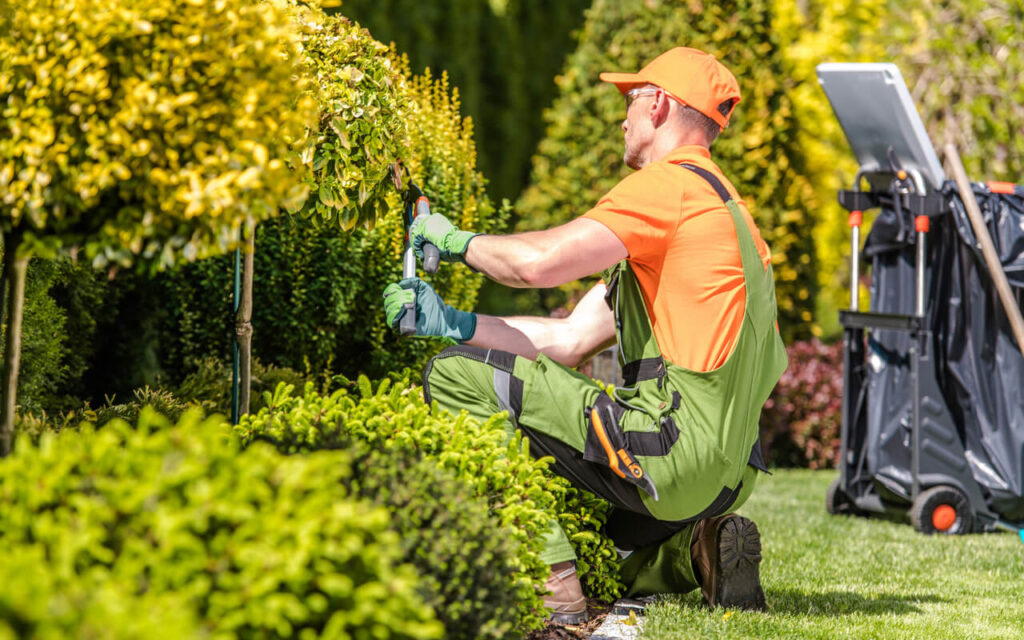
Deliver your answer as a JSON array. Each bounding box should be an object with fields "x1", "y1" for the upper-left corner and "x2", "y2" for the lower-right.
[{"x1": 600, "y1": 47, "x2": 741, "y2": 128}]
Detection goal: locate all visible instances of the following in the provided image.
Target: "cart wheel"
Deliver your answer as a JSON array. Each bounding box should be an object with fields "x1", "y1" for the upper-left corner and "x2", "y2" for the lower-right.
[
  {"x1": 909, "y1": 485, "x2": 973, "y2": 535},
  {"x1": 826, "y1": 477, "x2": 854, "y2": 515}
]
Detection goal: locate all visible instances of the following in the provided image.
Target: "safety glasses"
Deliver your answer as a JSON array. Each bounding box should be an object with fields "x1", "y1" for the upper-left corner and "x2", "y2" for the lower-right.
[{"x1": 624, "y1": 87, "x2": 660, "y2": 111}]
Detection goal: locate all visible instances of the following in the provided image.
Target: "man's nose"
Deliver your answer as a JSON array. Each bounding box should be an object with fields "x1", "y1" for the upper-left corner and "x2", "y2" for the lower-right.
[{"x1": 621, "y1": 119, "x2": 627, "y2": 132}]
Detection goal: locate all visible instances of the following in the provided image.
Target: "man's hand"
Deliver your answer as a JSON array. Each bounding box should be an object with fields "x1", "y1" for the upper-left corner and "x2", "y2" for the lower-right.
[
  {"x1": 382, "y1": 277, "x2": 477, "y2": 341},
  {"x1": 410, "y1": 212, "x2": 479, "y2": 263}
]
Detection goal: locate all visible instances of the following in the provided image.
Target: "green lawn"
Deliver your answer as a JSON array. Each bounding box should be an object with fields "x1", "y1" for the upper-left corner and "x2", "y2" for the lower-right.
[{"x1": 640, "y1": 470, "x2": 1024, "y2": 640}]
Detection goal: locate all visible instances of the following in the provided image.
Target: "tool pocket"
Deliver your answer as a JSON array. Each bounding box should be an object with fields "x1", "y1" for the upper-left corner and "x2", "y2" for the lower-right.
[{"x1": 583, "y1": 394, "x2": 660, "y2": 501}]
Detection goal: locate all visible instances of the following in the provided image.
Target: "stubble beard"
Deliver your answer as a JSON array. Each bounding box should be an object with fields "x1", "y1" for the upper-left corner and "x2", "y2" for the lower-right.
[{"x1": 623, "y1": 141, "x2": 643, "y2": 170}]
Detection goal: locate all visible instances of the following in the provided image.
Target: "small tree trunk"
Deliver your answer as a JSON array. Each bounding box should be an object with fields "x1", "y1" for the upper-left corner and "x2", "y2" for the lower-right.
[
  {"x1": 235, "y1": 227, "x2": 255, "y2": 417},
  {"x1": 0, "y1": 239, "x2": 8, "y2": 340},
  {"x1": 0, "y1": 233, "x2": 28, "y2": 457}
]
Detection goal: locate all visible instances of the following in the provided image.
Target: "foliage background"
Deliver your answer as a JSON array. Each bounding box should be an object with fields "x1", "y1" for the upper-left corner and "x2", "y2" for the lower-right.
[
  {"x1": 335, "y1": 0, "x2": 591, "y2": 202},
  {"x1": 33, "y1": 15, "x2": 508, "y2": 399},
  {"x1": 889, "y1": 0, "x2": 1024, "y2": 185}
]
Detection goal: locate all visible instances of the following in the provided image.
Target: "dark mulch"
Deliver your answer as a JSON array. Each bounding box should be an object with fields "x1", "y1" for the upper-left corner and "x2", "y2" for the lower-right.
[{"x1": 525, "y1": 600, "x2": 613, "y2": 640}]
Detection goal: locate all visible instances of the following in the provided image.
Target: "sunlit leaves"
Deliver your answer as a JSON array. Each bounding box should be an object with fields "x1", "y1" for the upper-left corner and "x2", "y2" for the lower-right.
[
  {"x1": 0, "y1": 0, "x2": 319, "y2": 270},
  {"x1": 293, "y1": 7, "x2": 409, "y2": 230}
]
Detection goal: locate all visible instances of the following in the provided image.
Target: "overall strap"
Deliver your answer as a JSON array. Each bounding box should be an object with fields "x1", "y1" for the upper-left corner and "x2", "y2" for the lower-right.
[
  {"x1": 675, "y1": 163, "x2": 767, "y2": 287},
  {"x1": 610, "y1": 260, "x2": 667, "y2": 387}
]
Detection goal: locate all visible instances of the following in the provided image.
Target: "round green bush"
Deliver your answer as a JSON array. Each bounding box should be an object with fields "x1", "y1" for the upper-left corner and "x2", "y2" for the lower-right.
[
  {"x1": 0, "y1": 409, "x2": 442, "y2": 640},
  {"x1": 351, "y1": 447, "x2": 526, "y2": 639},
  {"x1": 0, "y1": 550, "x2": 199, "y2": 640},
  {"x1": 237, "y1": 375, "x2": 554, "y2": 633},
  {"x1": 237, "y1": 373, "x2": 626, "y2": 624}
]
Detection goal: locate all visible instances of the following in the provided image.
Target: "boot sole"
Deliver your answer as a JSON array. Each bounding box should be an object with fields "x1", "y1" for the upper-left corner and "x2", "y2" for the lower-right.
[
  {"x1": 548, "y1": 610, "x2": 588, "y2": 625},
  {"x1": 707, "y1": 515, "x2": 767, "y2": 611}
]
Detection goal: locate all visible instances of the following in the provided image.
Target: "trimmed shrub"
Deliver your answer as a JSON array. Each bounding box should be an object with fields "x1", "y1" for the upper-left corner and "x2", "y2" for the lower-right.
[
  {"x1": 759, "y1": 338, "x2": 842, "y2": 469},
  {"x1": 78, "y1": 20, "x2": 508, "y2": 395},
  {"x1": 350, "y1": 446, "x2": 526, "y2": 639},
  {"x1": 0, "y1": 410, "x2": 442, "y2": 639},
  {"x1": 0, "y1": 553, "x2": 199, "y2": 639},
  {"x1": 0, "y1": 0, "x2": 317, "y2": 267},
  {"x1": 237, "y1": 373, "x2": 626, "y2": 630}
]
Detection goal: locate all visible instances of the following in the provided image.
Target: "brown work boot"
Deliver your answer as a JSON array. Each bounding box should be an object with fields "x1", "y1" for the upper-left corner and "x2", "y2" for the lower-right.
[
  {"x1": 690, "y1": 514, "x2": 767, "y2": 611},
  {"x1": 543, "y1": 560, "x2": 588, "y2": 625}
]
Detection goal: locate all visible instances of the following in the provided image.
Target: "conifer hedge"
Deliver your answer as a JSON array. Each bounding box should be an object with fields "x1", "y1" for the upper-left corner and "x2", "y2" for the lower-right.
[
  {"x1": 237, "y1": 373, "x2": 625, "y2": 631},
  {"x1": 516, "y1": 0, "x2": 822, "y2": 339}
]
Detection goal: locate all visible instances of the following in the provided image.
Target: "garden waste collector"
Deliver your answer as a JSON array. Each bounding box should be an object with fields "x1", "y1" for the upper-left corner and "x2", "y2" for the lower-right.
[{"x1": 383, "y1": 47, "x2": 787, "y2": 624}]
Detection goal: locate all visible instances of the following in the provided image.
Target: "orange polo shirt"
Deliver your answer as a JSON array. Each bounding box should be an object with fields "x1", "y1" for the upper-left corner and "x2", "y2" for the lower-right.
[{"x1": 583, "y1": 145, "x2": 771, "y2": 372}]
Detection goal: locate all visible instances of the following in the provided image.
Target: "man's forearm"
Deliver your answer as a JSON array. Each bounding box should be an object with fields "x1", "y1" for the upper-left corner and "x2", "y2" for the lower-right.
[
  {"x1": 463, "y1": 283, "x2": 618, "y2": 367},
  {"x1": 464, "y1": 314, "x2": 578, "y2": 365},
  {"x1": 464, "y1": 314, "x2": 612, "y2": 368}
]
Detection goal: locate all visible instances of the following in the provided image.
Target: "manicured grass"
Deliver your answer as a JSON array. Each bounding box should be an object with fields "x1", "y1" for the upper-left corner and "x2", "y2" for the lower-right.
[{"x1": 640, "y1": 470, "x2": 1024, "y2": 640}]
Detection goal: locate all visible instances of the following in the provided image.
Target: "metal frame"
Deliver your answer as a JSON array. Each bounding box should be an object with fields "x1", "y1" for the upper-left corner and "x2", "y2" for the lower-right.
[{"x1": 835, "y1": 172, "x2": 1010, "y2": 531}]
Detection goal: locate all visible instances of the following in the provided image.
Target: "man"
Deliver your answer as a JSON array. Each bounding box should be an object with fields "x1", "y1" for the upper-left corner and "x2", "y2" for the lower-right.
[{"x1": 383, "y1": 47, "x2": 787, "y2": 624}]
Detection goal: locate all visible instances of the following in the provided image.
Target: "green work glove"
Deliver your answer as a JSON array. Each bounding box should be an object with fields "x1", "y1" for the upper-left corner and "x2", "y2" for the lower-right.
[
  {"x1": 382, "y1": 277, "x2": 477, "y2": 341},
  {"x1": 410, "y1": 212, "x2": 479, "y2": 263}
]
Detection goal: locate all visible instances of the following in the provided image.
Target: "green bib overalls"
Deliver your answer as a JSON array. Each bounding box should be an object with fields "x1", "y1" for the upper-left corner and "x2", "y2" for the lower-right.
[{"x1": 423, "y1": 163, "x2": 787, "y2": 594}]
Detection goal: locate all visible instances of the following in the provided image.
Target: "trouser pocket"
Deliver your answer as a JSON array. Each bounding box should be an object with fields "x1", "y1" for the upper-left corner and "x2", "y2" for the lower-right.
[{"x1": 582, "y1": 394, "x2": 660, "y2": 501}]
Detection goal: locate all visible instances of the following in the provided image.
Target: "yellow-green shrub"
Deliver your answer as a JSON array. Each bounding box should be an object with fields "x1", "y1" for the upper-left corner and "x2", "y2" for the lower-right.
[
  {"x1": 0, "y1": 0, "x2": 317, "y2": 266},
  {"x1": 293, "y1": 6, "x2": 409, "y2": 230},
  {"x1": 239, "y1": 382, "x2": 539, "y2": 639},
  {"x1": 0, "y1": 410, "x2": 442, "y2": 639}
]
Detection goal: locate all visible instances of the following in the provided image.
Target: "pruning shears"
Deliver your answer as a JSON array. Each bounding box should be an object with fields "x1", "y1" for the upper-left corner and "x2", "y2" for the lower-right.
[{"x1": 391, "y1": 164, "x2": 440, "y2": 336}]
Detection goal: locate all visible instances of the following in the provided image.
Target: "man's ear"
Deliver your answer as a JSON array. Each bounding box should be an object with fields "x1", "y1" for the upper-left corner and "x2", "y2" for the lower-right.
[{"x1": 650, "y1": 90, "x2": 673, "y2": 127}]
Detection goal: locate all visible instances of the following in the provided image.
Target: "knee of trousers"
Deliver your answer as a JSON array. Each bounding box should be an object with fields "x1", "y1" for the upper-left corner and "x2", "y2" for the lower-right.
[{"x1": 421, "y1": 345, "x2": 518, "y2": 418}]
